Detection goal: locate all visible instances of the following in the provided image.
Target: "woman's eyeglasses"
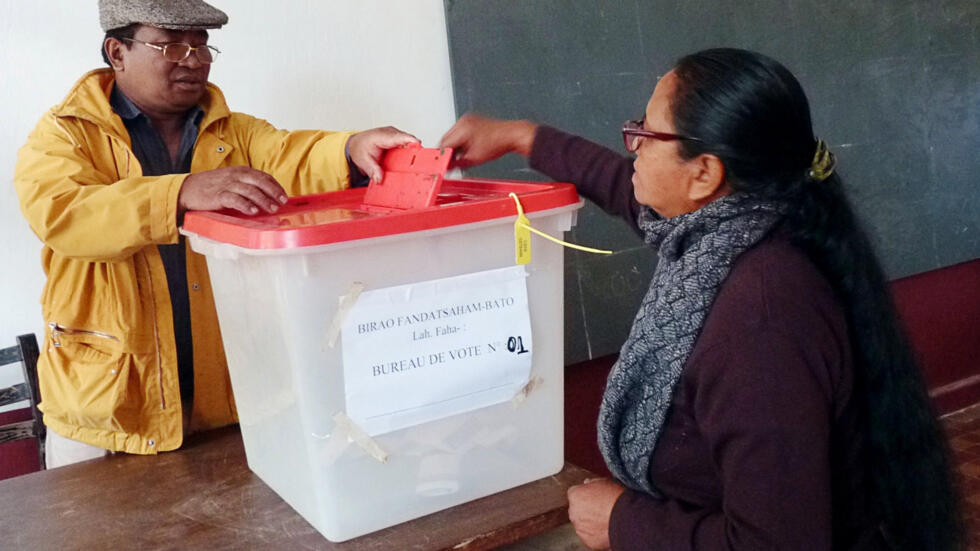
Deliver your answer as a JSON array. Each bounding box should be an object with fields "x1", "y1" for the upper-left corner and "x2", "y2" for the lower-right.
[
  {"x1": 621, "y1": 119, "x2": 702, "y2": 152},
  {"x1": 121, "y1": 38, "x2": 221, "y2": 64}
]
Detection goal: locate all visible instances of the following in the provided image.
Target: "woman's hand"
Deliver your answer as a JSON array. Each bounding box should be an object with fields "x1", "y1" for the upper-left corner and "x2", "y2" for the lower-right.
[
  {"x1": 439, "y1": 113, "x2": 537, "y2": 169},
  {"x1": 567, "y1": 477, "x2": 626, "y2": 550}
]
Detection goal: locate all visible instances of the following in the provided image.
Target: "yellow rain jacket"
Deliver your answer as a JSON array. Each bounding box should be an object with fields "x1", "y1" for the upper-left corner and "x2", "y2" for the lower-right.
[{"x1": 14, "y1": 69, "x2": 355, "y2": 454}]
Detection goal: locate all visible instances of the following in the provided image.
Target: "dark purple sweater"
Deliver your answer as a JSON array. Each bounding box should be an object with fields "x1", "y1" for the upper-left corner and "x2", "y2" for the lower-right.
[{"x1": 530, "y1": 126, "x2": 881, "y2": 550}]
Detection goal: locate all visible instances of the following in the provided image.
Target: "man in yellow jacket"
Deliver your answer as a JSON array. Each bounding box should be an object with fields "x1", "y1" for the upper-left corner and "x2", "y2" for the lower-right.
[{"x1": 14, "y1": 0, "x2": 418, "y2": 467}]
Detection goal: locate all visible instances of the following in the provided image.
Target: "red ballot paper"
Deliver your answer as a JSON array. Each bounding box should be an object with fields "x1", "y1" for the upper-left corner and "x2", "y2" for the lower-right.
[{"x1": 361, "y1": 144, "x2": 453, "y2": 210}]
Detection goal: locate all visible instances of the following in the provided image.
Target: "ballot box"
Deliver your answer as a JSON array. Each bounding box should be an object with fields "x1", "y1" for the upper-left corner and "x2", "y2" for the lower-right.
[{"x1": 181, "y1": 147, "x2": 583, "y2": 542}]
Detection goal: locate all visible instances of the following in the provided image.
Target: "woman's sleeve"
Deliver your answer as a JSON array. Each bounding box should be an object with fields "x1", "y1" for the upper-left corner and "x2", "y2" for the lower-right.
[
  {"x1": 608, "y1": 329, "x2": 835, "y2": 550},
  {"x1": 528, "y1": 125, "x2": 642, "y2": 233}
]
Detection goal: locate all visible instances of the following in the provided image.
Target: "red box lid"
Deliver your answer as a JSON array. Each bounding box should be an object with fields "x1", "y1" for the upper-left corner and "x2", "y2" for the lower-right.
[{"x1": 182, "y1": 178, "x2": 580, "y2": 249}]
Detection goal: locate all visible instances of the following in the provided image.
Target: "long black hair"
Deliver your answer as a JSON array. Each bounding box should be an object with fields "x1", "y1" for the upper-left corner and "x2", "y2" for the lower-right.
[{"x1": 670, "y1": 48, "x2": 962, "y2": 550}]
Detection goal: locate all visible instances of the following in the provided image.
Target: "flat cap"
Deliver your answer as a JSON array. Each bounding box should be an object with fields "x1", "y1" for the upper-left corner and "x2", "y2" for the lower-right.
[{"x1": 99, "y1": 0, "x2": 229, "y2": 32}]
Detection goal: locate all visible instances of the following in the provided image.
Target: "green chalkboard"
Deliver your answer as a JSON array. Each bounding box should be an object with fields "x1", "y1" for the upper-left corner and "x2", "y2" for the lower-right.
[{"x1": 444, "y1": 0, "x2": 980, "y2": 364}]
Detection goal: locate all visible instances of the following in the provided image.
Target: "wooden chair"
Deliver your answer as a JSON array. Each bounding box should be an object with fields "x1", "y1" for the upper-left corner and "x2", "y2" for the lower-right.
[{"x1": 0, "y1": 333, "x2": 44, "y2": 471}]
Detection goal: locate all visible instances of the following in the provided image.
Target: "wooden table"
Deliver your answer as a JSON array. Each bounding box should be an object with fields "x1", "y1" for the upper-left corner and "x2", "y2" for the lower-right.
[{"x1": 0, "y1": 426, "x2": 592, "y2": 550}]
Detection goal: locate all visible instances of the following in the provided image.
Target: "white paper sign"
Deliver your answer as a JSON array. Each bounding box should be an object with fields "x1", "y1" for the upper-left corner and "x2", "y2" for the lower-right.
[{"x1": 341, "y1": 266, "x2": 533, "y2": 436}]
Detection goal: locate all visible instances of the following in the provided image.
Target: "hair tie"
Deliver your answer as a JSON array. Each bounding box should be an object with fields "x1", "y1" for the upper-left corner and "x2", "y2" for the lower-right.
[{"x1": 808, "y1": 139, "x2": 836, "y2": 182}]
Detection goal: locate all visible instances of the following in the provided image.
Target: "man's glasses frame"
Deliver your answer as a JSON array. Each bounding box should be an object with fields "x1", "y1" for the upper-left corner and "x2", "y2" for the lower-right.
[
  {"x1": 120, "y1": 38, "x2": 220, "y2": 64},
  {"x1": 621, "y1": 119, "x2": 703, "y2": 153}
]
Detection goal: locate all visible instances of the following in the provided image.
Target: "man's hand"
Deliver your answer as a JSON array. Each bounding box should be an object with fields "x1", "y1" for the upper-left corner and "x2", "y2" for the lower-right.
[
  {"x1": 567, "y1": 477, "x2": 626, "y2": 550},
  {"x1": 178, "y1": 166, "x2": 288, "y2": 216},
  {"x1": 439, "y1": 113, "x2": 537, "y2": 169},
  {"x1": 346, "y1": 126, "x2": 420, "y2": 183}
]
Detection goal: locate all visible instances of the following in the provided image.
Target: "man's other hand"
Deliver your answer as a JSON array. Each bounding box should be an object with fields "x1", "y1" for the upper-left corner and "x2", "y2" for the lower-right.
[
  {"x1": 178, "y1": 166, "x2": 288, "y2": 216},
  {"x1": 346, "y1": 126, "x2": 420, "y2": 183}
]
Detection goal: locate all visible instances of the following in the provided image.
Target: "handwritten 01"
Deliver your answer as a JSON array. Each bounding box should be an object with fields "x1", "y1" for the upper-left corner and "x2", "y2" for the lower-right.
[{"x1": 507, "y1": 336, "x2": 530, "y2": 354}]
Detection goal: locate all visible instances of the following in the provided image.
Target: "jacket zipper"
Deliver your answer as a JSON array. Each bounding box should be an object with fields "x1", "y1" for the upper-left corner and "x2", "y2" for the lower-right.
[
  {"x1": 104, "y1": 140, "x2": 163, "y2": 411},
  {"x1": 48, "y1": 322, "x2": 119, "y2": 347},
  {"x1": 142, "y1": 253, "x2": 166, "y2": 410}
]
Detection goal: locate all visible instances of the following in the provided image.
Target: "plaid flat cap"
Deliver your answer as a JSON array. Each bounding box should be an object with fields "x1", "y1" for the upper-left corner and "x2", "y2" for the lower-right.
[{"x1": 99, "y1": 0, "x2": 229, "y2": 32}]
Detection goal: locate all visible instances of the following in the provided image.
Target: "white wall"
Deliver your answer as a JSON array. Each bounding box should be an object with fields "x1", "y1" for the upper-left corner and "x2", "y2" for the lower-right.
[{"x1": 0, "y1": 1, "x2": 456, "y2": 410}]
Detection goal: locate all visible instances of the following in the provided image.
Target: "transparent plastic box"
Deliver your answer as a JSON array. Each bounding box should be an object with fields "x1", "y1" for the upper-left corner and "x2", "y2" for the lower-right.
[{"x1": 182, "y1": 177, "x2": 583, "y2": 542}]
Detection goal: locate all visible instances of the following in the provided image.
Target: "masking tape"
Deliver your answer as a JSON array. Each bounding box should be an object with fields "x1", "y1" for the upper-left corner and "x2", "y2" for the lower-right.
[
  {"x1": 326, "y1": 282, "x2": 365, "y2": 348},
  {"x1": 332, "y1": 411, "x2": 388, "y2": 463},
  {"x1": 511, "y1": 376, "x2": 543, "y2": 407}
]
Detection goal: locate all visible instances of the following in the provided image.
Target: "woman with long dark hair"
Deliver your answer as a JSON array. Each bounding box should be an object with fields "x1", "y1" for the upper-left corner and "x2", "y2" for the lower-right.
[{"x1": 441, "y1": 48, "x2": 962, "y2": 550}]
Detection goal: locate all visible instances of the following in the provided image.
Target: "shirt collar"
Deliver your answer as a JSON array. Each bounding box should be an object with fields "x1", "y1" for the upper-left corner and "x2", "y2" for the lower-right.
[{"x1": 109, "y1": 85, "x2": 205, "y2": 125}]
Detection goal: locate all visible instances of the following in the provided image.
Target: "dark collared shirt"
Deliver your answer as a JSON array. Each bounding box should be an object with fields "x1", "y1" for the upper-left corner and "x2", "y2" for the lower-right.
[{"x1": 110, "y1": 86, "x2": 200, "y2": 402}]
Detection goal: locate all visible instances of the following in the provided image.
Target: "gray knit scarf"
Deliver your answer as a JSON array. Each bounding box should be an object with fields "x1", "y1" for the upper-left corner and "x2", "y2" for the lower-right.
[{"x1": 597, "y1": 192, "x2": 787, "y2": 495}]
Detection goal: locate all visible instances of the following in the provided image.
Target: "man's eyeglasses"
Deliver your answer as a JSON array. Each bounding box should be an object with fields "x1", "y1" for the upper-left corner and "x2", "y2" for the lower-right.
[
  {"x1": 621, "y1": 119, "x2": 702, "y2": 153},
  {"x1": 121, "y1": 38, "x2": 220, "y2": 64}
]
